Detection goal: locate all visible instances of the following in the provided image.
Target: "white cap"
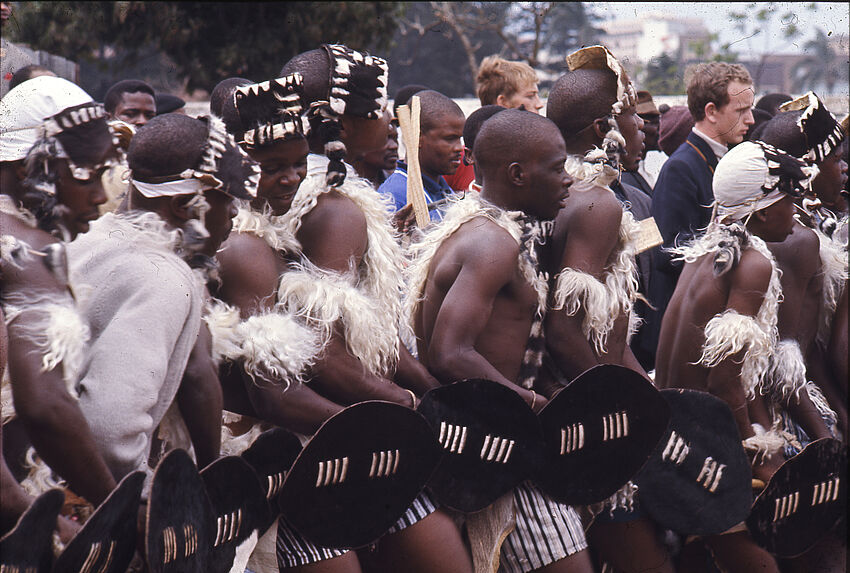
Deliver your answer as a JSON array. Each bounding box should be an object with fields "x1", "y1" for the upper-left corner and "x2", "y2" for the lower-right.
[
  {"x1": 0, "y1": 76, "x2": 93, "y2": 162},
  {"x1": 713, "y1": 141, "x2": 816, "y2": 223}
]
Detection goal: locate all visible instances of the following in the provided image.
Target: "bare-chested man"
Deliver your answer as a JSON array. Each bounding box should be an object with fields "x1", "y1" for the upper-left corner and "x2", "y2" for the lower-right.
[
  {"x1": 655, "y1": 140, "x2": 821, "y2": 572},
  {"x1": 409, "y1": 108, "x2": 591, "y2": 573},
  {"x1": 0, "y1": 76, "x2": 119, "y2": 509},
  {"x1": 543, "y1": 46, "x2": 672, "y2": 573},
  {"x1": 759, "y1": 94, "x2": 848, "y2": 440}
]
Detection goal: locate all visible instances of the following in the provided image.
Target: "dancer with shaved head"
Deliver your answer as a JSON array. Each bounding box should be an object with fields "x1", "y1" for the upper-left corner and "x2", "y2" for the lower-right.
[{"x1": 409, "y1": 108, "x2": 587, "y2": 573}]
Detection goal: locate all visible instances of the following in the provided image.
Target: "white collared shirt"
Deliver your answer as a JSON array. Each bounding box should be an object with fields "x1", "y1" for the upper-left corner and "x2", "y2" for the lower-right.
[{"x1": 691, "y1": 126, "x2": 728, "y2": 161}]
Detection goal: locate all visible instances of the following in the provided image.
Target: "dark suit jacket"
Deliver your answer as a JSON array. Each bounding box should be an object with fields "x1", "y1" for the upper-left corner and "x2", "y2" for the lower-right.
[
  {"x1": 620, "y1": 170, "x2": 653, "y2": 198},
  {"x1": 611, "y1": 179, "x2": 657, "y2": 371},
  {"x1": 644, "y1": 131, "x2": 719, "y2": 363}
]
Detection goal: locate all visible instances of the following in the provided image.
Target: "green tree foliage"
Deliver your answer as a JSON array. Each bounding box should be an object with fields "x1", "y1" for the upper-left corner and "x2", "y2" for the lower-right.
[
  {"x1": 795, "y1": 28, "x2": 847, "y2": 95},
  {"x1": 5, "y1": 2, "x2": 403, "y2": 94},
  {"x1": 643, "y1": 53, "x2": 685, "y2": 95}
]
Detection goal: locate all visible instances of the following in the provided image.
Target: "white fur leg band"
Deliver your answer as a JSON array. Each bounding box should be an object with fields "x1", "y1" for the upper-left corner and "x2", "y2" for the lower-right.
[
  {"x1": 553, "y1": 269, "x2": 614, "y2": 355},
  {"x1": 238, "y1": 312, "x2": 322, "y2": 389},
  {"x1": 699, "y1": 310, "x2": 772, "y2": 398}
]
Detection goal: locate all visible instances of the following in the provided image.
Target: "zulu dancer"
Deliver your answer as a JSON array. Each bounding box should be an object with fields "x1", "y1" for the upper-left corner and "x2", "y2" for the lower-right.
[
  {"x1": 0, "y1": 76, "x2": 120, "y2": 510},
  {"x1": 542, "y1": 46, "x2": 647, "y2": 387},
  {"x1": 65, "y1": 113, "x2": 252, "y2": 483},
  {"x1": 542, "y1": 47, "x2": 672, "y2": 573},
  {"x1": 270, "y1": 45, "x2": 468, "y2": 572},
  {"x1": 759, "y1": 94, "x2": 848, "y2": 439},
  {"x1": 408, "y1": 108, "x2": 591, "y2": 573},
  {"x1": 210, "y1": 73, "x2": 347, "y2": 572},
  {"x1": 654, "y1": 141, "x2": 822, "y2": 572}
]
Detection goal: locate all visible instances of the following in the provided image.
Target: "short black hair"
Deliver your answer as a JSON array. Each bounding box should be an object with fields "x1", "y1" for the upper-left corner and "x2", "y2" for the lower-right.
[
  {"x1": 103, "y1": 79, "x2": 155, "y2": 113},
  {"x1": 758, "y1": 110, "x2": 808, "y2": 158},
  {"x1": 755, "y1": 93, "x2": 792, "y2": 117},
  {"x1": 416, "y1": 90, "x2": 464, "y2": 133},
  {"x1": 128, "y1": 114, "x2": 207, "y2": 180},
  {"x1": 463, "y1": 105, "x2": 506, "y2": 152},
  {"x1": 392, "y1": 84, "x2": 429, "y2": 118},
  {"x1": 547, "y1": 69, "x2": 618, "y2": 138},
  {"x1": 209, "y1": 77, "x2": 251, "y2": 117},
  {"x1": 280, "y1": 49, "x2": 331, "y2": 105},
  {"x1": 474, "y1": 108, "x2": 562, "y2": 173},
  {"x1": 9, "y1": 64, "x2": 54, "y2": 91}
]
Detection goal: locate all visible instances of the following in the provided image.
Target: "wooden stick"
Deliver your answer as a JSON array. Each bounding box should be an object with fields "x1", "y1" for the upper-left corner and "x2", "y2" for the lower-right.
[{"x1": 396, "y1": 96, "x2": 430, "y2": 229}]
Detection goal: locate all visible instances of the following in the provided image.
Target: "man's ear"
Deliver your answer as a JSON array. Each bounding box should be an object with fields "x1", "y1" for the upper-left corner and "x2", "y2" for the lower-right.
[
  {"x1": 507, "y1": 162, "x2": 524, "y2": 186},
  {"x1": 462, "y1": 147, "x2": 473, "y2": 166},
  {"x1": 591, "y1": 117, "x2": 610, "y2": 140},
  {"x1": 704, "y1": 102, "x2": 718, "y2": 123},
  {"x1": 752, "y1": 208, "x2": 769, "y2": 224},
  {"x1": 169, "y1": 194, "x2": 193, "y2": 222},
  {"x1": 495, "y1": 94, "x2": 510, "y2": 108}
]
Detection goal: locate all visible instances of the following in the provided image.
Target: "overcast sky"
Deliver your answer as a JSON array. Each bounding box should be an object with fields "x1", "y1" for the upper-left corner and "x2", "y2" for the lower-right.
[{"x1": 589, "y1": 2, "x2": 849, "y2": 55}]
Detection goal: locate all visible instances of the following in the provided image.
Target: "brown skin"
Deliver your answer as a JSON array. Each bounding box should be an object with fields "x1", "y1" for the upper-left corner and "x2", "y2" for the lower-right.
[
  {"x1": 639, "y1": 112, "x2": 660, "y2": 154},
  {"x1": 544, "y1": 100, "x2": 648, "y2": 385},
  {"x1": 418, "y1": 112, "x2": 465, "y2": 182},
  {"x1": 212, "y1": 137, "x2": 344, "y2": 435},
  {"x1": 656, "y1": 199, "x2": 806, "y2": 573},
  {"x1": 112, "y1": 91, "x2": 156, "y2": 128},
  {"x1": 0, "y1": 212, "x2": 118, "y2": 508},
  {"x1": 827, "y1": 282, "x2": 848, "y2": 402},
  {"x1": 766, "y1": 223, "x2": 834, "y2": 442},
  {"x1": 415, "y1": 128, "x2": 591, "y2": 573},
  {"x1": 352, "y1": 114, "x2": 398, "y2": 187},
  {"x1": 812, "y1": 141, "x2": 849, "y2": 214}
]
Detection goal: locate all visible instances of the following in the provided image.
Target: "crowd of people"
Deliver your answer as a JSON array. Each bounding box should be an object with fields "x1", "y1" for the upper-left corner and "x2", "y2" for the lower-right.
[{"x1": 0, "y1": 30, "x2": 847, "y2": 573}]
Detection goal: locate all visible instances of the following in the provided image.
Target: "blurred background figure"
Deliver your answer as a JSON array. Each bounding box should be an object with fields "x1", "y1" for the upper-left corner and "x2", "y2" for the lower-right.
[{"x1": 155, "y1": 92, "x2": 186, "y2": 115}]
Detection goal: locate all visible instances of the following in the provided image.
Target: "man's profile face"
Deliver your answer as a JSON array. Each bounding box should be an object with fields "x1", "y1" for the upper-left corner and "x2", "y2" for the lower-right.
[
  {"x1": 758, "y1": 194, "x2": 796, "y2": 242},
  {"x1": 523, "y1": 133, "x2": 571, "y2": 221},
  {"x1": 501, "y1": 82, "x2": 544, "y2": 114},
  {"x1": 615, "y1": 104, "x2": 645, "y2": 172},
  {"x1": 54, "y1": 152, "x2": 111, "y2": 237},
  {"x1": 200, "y1": 188, "x2": 238, "y2": 257},
  {"x1": 113, "y1": 91, "x2": 156, "y2": 128},
  {"x1": 639, "y1": 113, "x2": 660, "y2": 153},
  {"x1": 249, "y1": 138, "x2": 309, "y2": 217},
  {"x1": 340, "y1": 112, "x2": 391, "y2": 158},
  {"x1": 710, "y1": 81, "x2": 755, "y2": 146},
  {"x1": 418, "y1": 113, "x2": 465, "y2": 178},
  {"x1": 812, "y1": 140, "x2": 848, "y2": 207}
]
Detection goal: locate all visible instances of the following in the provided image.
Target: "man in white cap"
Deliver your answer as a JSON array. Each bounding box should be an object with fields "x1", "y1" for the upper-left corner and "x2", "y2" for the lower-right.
[
  {"x1": 655, "y1": 140, "x2": 820, "y2": 572},
  {"x1": 0, "y1": 75, "x2": 120, "y2": 511}
]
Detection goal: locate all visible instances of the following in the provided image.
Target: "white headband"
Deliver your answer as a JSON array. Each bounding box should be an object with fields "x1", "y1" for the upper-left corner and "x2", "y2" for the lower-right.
[{"x1": 131, "y1": 178, "x2": 209, "y2": 198}]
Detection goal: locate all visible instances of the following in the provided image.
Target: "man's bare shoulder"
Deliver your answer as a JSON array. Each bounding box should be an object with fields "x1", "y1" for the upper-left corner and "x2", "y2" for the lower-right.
[
  {"x1": 302, "y1": 190, "x2": 368, "y2": 231},
  {"x1": 1, "y1": 212, "x2": 57, "y2": 252},
  {"x1": 768, "y1": 221, "x2": 820, "y2": 272},
  {"x1": 555, "y1": 181, "x2": 623, "y2": 233},
  {"x1": 731, "y1": 246, "x2": 774, "y2": 295},
  {"x1": 450, "y1": 216, "x2": 521, "y2": 265}
]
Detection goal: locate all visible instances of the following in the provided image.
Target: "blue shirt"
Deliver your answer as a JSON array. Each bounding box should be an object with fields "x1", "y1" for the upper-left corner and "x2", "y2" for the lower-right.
[{"x1": 376, "y1": 161, "x2": 454, "y2": 221}]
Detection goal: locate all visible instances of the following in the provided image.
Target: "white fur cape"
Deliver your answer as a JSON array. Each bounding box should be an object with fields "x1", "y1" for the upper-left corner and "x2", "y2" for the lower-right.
[
  {"x1": 273, "y1": 170, "x2": 407, "y2": 377},
  {"x1": 813, "y1": 226, "x2": 848, "y2": 348}
]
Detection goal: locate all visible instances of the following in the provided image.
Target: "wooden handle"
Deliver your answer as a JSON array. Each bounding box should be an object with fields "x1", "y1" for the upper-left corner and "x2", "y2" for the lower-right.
[{"x1": 396, "y1": 96, "x2": 430, "y2": 229}]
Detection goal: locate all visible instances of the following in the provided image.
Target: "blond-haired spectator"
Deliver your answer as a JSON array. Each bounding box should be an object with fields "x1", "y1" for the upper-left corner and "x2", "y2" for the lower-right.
[{"x1": 476, "y1": 55, "x2": 543, "y2": 113}]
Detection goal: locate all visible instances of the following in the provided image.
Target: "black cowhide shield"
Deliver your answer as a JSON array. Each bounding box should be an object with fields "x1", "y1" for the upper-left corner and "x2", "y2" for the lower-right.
[
  {"x1": 200, "y1": 456, "x2": 270, "y2": 573},
  {"x1": 534, "y1": 364, "x2": 670, "y2": 505},
  {"x1": 52, "y1": 471, "x2": 145, "y2": 573},
  {"x1": 0, "y1": 489, "x2": 64, "y2": 572},
  {"x1": 146, "y1": 449, "x2": 214, "y2": 572},
  {"x1": 634, "y1": 389, "x2": 752, "y2": 535},
  {"x1": 747, "y1": 437, "x2": 846, "y2": 558},
  {"x1": 239, "y1": 426, "x2": 303, "y2": 534},
  {"x1": 417, "y1": 378, "x2": 544, "y2": 513},
  {"x1": 278, "y1": 401, "x2": 441, "y2": 549}
]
